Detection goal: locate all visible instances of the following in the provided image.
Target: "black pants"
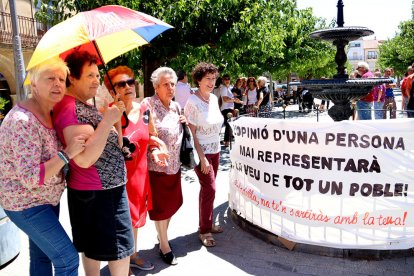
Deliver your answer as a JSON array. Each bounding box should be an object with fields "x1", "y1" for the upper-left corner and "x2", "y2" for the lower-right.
[{"x1": 221, "y1": 109, "x2": 233, "y2": 142}]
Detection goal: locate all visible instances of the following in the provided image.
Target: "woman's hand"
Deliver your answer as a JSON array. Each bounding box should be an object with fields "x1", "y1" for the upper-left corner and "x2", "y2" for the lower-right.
[
  {"x1": 200, "y1": 156, "x2": 210, "y2": 174},
  {"x1": 179, "y1": 115, "x2": 187, "y2": 125},
  {"x1": 102, "y1": 98, "x2": 125, "y2": 125},
  {"x1": 64, "y1": 134, "x2": 88, "y2": 159},
  {"x1": 152, "y1": 149, "x2": 169, "y2": 167}
]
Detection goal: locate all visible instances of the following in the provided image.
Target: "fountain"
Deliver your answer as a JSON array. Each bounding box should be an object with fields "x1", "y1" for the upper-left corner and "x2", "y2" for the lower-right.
[{"x1": 296, "y1": 0, "x2": 392, "y2": 121}]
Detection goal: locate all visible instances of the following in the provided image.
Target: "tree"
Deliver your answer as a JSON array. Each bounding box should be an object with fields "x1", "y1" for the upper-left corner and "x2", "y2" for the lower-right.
[
  {"x1": 378, "y1": 20, "x2": 414, "y2": 75},
  {"x1": 34, "y1": 0, "x2": 335, "y2": 94}
]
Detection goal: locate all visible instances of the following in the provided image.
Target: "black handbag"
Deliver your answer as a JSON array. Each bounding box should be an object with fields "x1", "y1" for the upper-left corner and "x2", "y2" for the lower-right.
[{"x1": 180, "y1": 122, "x2": 196, "y2": 169}]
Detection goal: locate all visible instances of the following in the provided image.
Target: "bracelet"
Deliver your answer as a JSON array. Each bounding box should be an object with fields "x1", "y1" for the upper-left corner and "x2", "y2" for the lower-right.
[
  {"x1": 57, "y1": 150, "x2": 70, "y2": 164},
  {"x1": 150, "y1": 147, "x2": 158, "y2": 153}
]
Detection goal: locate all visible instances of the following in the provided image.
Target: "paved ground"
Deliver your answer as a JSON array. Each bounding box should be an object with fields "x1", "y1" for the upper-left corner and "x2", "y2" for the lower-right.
[{"x1": 2, "y1": 93, "x2": 414, "y2": 276}]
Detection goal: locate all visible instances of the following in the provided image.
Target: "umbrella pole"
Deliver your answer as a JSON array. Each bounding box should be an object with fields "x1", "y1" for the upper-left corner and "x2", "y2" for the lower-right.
[
  {"x1": 91, "y1": 41, "x2": 130, "y2": 129},
  {"x1": 74, "y1": 0, "x2": 129, "y2": 130}
]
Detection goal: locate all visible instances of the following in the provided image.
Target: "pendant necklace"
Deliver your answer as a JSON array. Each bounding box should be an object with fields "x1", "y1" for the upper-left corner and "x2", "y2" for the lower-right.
[{"x1": 198, "y1": 91, "x2": 210, "y2": 103}]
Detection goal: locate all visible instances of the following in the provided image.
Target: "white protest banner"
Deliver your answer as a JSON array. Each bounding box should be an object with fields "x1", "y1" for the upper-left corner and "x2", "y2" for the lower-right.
[{"x1": 229, "y1": 117, "x2": 414, "y2": 249}]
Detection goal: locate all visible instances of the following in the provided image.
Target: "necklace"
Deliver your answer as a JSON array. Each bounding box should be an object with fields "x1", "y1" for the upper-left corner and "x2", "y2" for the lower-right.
[{"x1": 197, "y1": 91, "x2": 210, "y2": 103}]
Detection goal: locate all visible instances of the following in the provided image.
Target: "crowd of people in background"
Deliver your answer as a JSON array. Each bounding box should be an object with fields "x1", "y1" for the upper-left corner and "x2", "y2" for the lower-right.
[{"x1": 353, "y1": 61, "x2": 414, "y2": 120}]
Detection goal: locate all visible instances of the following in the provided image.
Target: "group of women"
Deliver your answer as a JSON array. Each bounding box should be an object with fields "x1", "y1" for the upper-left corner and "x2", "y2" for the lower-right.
[
  {"x1": 216, "y1": 75, "x2": 272, "y2": 146},
  {"x1": 0, "y1": 54, "x2": 225, "y2": 275}
]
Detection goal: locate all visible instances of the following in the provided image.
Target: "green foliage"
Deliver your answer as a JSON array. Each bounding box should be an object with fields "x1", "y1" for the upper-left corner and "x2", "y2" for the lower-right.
[
  {"x1": 34, "y1": 0, "x2": 337, "y2": 85},
  {"x1": 0, "y1": 97, "x2": 8, "y2": 119},
  {"x1": 378, "y1": 20, "x2": 414, "y2": 75}
]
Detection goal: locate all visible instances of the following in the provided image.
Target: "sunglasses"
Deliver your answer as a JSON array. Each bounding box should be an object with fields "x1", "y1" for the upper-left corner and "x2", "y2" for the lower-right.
[
  {"x1": 114, "y1": 78, "x2": 135, "y2": 88},
  {"x1": 223, "y1": 78, "x2": 230, "y2": 81}
]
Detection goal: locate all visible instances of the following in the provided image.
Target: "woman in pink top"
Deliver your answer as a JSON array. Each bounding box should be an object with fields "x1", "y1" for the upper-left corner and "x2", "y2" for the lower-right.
[
  {"x1": 0, "y1": 57, "x2": 86, "y2": 276},
  {"x1": 53, "y1": 51, "x2": 133, "y2": 276}
]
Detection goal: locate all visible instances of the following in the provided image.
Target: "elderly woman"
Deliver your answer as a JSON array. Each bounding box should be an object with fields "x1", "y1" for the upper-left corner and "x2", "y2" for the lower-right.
[
  {"x1": 103, "y1": 66, "x2": 168, "y2": 272},
  {"x1": 52, "y1": 51, "x2": 133, "y2": 276},
  {"x1": 256, "y1": 76, "x2": 272, "y2": 117},
  {"x1": 184, "y1": 62, "x2": 224, "y2": 247},
  {"x1": 143, "y1": 67, "x2": 185, "y2": 265},
  {"x1": 356, "y1": 62, "x2": 374, "y2": 120},
  {"x1": 220, "y1": 74, "x2": 241, "y2": 147},
  {"x1": 245, "y1": 77, "x2": 258, "y2": 116},
  {"x1": 0, "y1": 57, "x2": 86, "y2": 275}
]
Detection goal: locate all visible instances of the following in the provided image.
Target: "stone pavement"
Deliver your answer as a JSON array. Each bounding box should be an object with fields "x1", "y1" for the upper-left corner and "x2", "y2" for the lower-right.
[{"x1": 2, "y1": 94, "x2": 414, "y2": 275}]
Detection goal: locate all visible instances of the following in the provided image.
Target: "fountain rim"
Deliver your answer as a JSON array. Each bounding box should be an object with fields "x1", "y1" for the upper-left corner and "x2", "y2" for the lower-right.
[
  {"x1": 310, "y1": 26, "x2": 374, "y2": 41},
  {"x1": 291, "y1": 78, "x2": 393, "y2": 87}
]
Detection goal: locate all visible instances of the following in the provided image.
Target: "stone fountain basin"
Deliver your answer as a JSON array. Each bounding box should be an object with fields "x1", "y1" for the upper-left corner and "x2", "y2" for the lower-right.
[
  {"x1": 293, "y1": 78, "x2": 393, "y2": 102},
  {"x1": 310, "y1": 26, "x2": 374, "y2": 42}
]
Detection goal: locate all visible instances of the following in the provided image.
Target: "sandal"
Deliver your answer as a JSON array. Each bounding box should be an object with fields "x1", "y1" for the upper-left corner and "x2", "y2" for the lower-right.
[
  {"x1": 130, "y1": 254, "x2": 154, "y2": 271},
  {"x1": 199, "y1": 233, "x2": 216, "y2": 247},
  {"x1": 211, "y1": 225, "x2": 224, "y2": 234}
]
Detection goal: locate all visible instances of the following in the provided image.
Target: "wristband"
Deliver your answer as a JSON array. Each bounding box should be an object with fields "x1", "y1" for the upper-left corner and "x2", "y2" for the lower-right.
[{"x1": 57, "y1": 150, "x2": 70, "y2": 164}]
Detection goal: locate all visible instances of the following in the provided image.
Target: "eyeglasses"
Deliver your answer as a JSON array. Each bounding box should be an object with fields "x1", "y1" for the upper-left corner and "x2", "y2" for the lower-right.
[
  {"x1": 223, "y1": 78, "x2": 230, "y2": 81},
  {"x1": 114, "y1": 78, "x2": 135, "y2": 88}
]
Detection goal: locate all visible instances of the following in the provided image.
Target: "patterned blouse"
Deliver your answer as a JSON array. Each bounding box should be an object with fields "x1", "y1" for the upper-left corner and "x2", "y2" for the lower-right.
[
  {"x1": 184, "y1": 93, "x2": 223, "y2": 154},
  {"x1": 144, "y1": 95, "x2": 182, "y2": 175},
  {"x1": 53, "y1": 95, "x2": 126, "y2": 190},
  {"x1": 0, "y1": 105, "x2": 64, "y2": 211}
]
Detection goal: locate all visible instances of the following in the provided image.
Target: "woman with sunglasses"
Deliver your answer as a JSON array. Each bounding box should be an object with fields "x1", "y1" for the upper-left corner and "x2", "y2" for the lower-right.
[{"x1": 103, "y1": 66, "x2": 168, "y2": 272}]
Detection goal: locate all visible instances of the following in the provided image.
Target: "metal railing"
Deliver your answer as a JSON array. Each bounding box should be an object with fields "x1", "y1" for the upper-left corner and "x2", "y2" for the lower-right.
[{"x1": 0, "y1": 11, "x2": 46, "y2": 48}]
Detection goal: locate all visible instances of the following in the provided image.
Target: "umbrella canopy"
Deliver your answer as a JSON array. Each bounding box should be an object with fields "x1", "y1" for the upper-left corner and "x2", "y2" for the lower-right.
[{"x1": 26, "y1": 5, "x2": 173, "y2": 70}]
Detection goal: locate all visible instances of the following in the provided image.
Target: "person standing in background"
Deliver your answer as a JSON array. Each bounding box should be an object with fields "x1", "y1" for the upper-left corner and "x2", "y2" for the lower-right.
[
  {"x1": 372, "y1": 71, "x2": 386, "y2": 120},
  {"x1": 383, "y1": 68, "x2": 397, "y2": 119},
  {"x1": 356, "y1": 62, "x2": 374, "y2": 120},
  {"x1": 256, "y1": 76, "x2": 272, "y2": 118},
  {"x1": 220, "y1": 74, "x2": 241, "y2": 147},
  {"x1": 231, "y1": 77, "x2": 244, "y2": 114},
  {"x1": 174, "y1": 70, "x2": 193, "y2": 111},
  {"x1": 401, "y1": 66, "x2": 413, "y2": 111}
]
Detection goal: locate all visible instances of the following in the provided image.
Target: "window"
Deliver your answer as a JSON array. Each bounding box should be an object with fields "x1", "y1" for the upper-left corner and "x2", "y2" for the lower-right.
[
  {"x1": 350, "y1": 43, "x2": 361, "y2": 48},
  {"x1": 367, "y1": 51, "x2": 378, "y2": 59}
]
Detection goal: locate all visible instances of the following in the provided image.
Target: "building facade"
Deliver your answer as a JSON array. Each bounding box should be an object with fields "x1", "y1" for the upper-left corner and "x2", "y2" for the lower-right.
[
  {"x1": 347, "y1": 38, "x2": 384, "y2": 72},
  {"x1": 0, "y1": 0, "x2": 45, "y2": 103}
]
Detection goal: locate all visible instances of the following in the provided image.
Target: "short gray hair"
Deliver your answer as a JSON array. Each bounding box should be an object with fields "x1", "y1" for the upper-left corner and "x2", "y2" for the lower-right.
[
  {"x1": 150, "y1": 67, "x2": 178, "y2": 89},
  {"x1": 357, "y1": 61, "x2": 369, "y2": 71},
  {"x1": 257, "y1": 76, "x2": 267, "y2": 84},
  {"x1": 29, "y1": 57, "x2": 69, "y2": 85}
]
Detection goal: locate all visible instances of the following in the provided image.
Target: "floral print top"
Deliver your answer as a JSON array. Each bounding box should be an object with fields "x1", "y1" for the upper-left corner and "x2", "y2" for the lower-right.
[
  {"x1": 144, "y1": 95, "x2": 183, "y2": 175},
  {"x1": 184, "y1": 93, "x2": 223, "y2": 154},
  {"x1": 0, "y1": 105, "x2": 64, "y2": 211}
]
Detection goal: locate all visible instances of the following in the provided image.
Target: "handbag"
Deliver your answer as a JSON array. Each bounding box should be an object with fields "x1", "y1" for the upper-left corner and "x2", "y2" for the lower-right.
[
  {"x1": 176, "y1": 104, "x2": 196, "y2": 169},
  {"x1": 180, "y1": 123, "x2": 196, "y2": 169}
]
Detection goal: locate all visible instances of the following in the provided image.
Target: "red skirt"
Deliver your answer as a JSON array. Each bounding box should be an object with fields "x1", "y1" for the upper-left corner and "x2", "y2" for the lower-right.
[{"x1": 148, "y1": 170, "x2": 183, "y2": 221}]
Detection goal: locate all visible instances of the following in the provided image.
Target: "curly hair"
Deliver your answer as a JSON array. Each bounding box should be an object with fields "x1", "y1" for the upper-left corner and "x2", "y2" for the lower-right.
[
  {"x1": 191, "y1": 62, "x2": 219, "y2": 87},
  {"x1": 103, "y1": 66, "x2": 135, "y2": 91},
  {"x1": 64, "y1": 51, "x2": 98, "y2": 87}
]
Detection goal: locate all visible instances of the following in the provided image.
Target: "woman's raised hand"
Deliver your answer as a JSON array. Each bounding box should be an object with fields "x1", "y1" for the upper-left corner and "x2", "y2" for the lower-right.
[{"x1": 102, "y1": 96, "x2": 125, "y2": 125}]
